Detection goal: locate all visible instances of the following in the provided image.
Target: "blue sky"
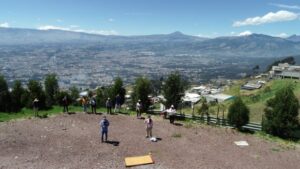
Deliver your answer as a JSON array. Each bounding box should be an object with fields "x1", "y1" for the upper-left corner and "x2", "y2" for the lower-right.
[{"x1": 0, "y1": 0, "x2": 300, "y2": 37}]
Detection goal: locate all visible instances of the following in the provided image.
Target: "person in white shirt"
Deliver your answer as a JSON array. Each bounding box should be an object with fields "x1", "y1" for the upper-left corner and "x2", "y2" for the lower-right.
[
  {"x1": 144, "y1": 115, "x2": 153, "y2": 138},
  {"x1": 167, "y1": 105, "x2": 176, "y2": 124}
]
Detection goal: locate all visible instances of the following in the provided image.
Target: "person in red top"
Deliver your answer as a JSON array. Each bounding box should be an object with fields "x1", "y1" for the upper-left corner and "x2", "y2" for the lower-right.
[{"x1": 144, "y1": 115, "x2": 153, "y2": 138}]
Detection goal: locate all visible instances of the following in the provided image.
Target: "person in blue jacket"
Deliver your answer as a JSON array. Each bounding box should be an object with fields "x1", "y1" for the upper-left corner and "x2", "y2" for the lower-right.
[{"x1": 100, "y1": 116, "x2": 110, "y2": 143}]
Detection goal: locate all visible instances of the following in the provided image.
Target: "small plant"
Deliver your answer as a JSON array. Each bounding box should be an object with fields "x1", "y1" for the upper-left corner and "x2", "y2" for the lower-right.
[
  {"x1": 171, "y1": 133, "x2": 182, "y2": 138},
  {"x1": 38, "y1": 113, "x2": 48, "y2": 118}
]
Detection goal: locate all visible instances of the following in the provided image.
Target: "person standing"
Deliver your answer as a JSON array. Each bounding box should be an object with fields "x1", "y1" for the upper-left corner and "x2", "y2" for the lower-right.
[
  {"x1": 136, "y1": 100, "x2": 142, "y2": 119},
  {"x1": 81, "y1": 96, "x2": 88, "y2": 113},
  {"x1": 167, "y1": 105, "x2": 176, "y2": 124},
  {"x1": 33, "y1": 98, "x2": 39, "y2": 117},
  {"x1": 106, "y1": 98, "x2": 112, "y2": 114},
  {"x1": 114, "y1": 94, "x2": 121, "y2": 113},
  {"x1": 100, "y1": 116, "x2": 110, "y2": 143},
  {"x1": 62, "y1": 96, "x2": 69, "y2": 113},
  {"x1": 90, "y1": 97, "x2": 97, "y2": 114},
  {"x1": 144, "y1": 115, "x2": 153, "y2": 138}
]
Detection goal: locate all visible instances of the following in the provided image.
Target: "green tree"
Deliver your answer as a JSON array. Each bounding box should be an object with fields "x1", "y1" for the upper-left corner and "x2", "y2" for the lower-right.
[
  {"x1": 131, "y1": 77, "x2": 152, "y2": 112},
  {"x1": 0, "y1": 75, "x2": 11, "y2": 112},
  {"x1": 44, "y1": 74, "x2": 59, "y2": 107},
  {"x1": 197, "y1": 97, "x2": 210, "y2": 123},
  {"x1": 262, "y1": 85, "x2": 299, "y2": 138},
  {"x1": 227, "y1": 97, "x2": 249, "y2": 130},
  {"x1": 11, "y1": 80, "x2": 25, "y2": 112},
  {"x1": 69, "y1": 86, "x2": 79, "y2": 106},
  {"x1": 27, "y1": 80, "x2": 46, "y2": 109},
  {"x1": 162, "y1": 72, "x2": 186, "y2": 109},
  {"x1": 95, "y1": 87, "x2": 112, "y2": 108},
  {"x1": 111, "y1": 77, "x2": 126, "y2": 105}
]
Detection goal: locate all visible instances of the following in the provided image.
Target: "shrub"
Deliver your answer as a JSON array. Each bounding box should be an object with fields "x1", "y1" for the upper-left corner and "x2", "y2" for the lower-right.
[
  {"x1": 262, "y1": 85, "x2": 299, "y2": 138},
  {"x1": 227, "y1": 97, "x2": 249, "y2": 130}
]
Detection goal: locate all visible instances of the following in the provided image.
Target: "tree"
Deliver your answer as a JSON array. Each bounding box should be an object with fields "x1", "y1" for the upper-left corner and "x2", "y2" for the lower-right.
[
  {"x1": 227, "y1": 97, "x2": 249, "y2": 130},
  {"x1": 69, "y1": 86, "x2": 79, "y2": 106},
  {"x1": 111, "y1": 77, "x2": 126, "y2": 106},
  {"x1": 27, "y1": 80, "x2": 46, "y2": 109},
  {"x1": 0, "y1": 75, "x2": 11, "y2": 112},
  {"x1": 252, "y1": 65, "x2": 260, "y2": 75},
  {"x1": 131, "y1": 77, "x2": 152, "y2": 112},
  {"x1": 262, "y1": 85, "x2": 299, "y2": 138},
  {"x1": 11, "y1": 80, "x2": 25, "y2": 112},
  {"x1": 266, "y1": 56, "x2": 295, "y2": 71},
  {"x1": 197, "y1": 97, "x2": 209, "y2": 123},
  {"x1": 162, "y1": 72, "x2": 186, "y2": 109},
  {"x1": 95, "y1": 87, "x2": 111, "y2": 108},
  {"x1": 44, "y1": 74, "x2": 59, "y2": 107}
]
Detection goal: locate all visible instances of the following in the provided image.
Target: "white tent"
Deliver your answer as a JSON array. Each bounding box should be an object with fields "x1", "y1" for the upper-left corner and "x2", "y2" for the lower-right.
[
  {"x1": 183, "y1": 93, "x2": 201, "y2": 103},
  {"x1": 205, "y1": 94, "x2": 233, "y2": 102},
  {"x1": 79, "y1": 91, "x2": 88, "y2": 97}
]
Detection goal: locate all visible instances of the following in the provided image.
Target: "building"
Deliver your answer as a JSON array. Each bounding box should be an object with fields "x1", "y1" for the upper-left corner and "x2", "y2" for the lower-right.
[{"x1": 270, "y1": 63, "x2": 300, "y2": 79}]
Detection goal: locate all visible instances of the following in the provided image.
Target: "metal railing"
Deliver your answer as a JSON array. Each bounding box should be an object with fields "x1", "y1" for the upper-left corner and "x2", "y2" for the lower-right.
[{"x1": 148, "y1": 110, "x2": 262, "y2": 131}]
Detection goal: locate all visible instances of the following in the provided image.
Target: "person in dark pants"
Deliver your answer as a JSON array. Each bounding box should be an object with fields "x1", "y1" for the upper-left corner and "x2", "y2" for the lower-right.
[
  {"x1": 62, "y1": 96, "x2": 69, "y2": 113},
  {"x1": 167, "y1": 105, "x2": 176, "y2": 124},
  {"x1": 106, "y1": 98, "x2": 112, "y2": 114},
  {"x1": 33, "y1": 98, "x2": 39, "y2": 117},
  {"x1": 90, "y1": 97, "x2": 97, "y2": 114},
  {"x1": 100, "y1": 116, "x2": 110, "y2": 143}
]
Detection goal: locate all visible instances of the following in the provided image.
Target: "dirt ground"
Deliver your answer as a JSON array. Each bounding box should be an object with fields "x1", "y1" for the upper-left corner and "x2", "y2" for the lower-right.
[{"x1": 0, "y1": 113, "x2": 299, "y2": 169}]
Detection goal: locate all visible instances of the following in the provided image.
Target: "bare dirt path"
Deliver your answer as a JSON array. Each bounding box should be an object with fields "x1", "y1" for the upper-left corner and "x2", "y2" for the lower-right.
[{"x1": 0, "y1": 113, "x2": 299, "y2": 169}]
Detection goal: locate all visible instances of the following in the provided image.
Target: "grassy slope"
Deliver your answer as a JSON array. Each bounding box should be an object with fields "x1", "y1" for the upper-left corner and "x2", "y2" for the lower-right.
[{"x1": 182, "y1": 79, "x2": 300, "y2": 123}]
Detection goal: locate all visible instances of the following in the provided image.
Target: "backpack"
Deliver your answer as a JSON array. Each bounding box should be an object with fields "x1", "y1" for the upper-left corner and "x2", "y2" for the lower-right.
[{"x1": 91, "y1": 99, "x2": 96, "y2": 106}]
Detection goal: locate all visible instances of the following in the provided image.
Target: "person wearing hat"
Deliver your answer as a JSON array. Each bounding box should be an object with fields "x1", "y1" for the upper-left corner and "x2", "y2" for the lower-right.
[
  {"x1": 136, "y1": 99, "x2": 142, "y2": 119},
  {"x1": 33, "y1": 98, "x2": 39, "y2": 117},
  {"x1": 106, "y1": 98, "x2": 112, "y2": 114},
  {"x1": 99, "y1": 116, "x2": 110, "y2": 143},
  {"x1": 144, "y1": 115, "x2": 153, "y2": 138}
]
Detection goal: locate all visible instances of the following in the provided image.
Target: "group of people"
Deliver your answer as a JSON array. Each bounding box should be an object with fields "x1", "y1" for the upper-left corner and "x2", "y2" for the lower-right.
[
  {"x1": 79, "y1": 96, "x2": 97, "y2": 114},
  {"x1": 99, "y1": 101, "x2": 176, "y2": 143},
  {"x1": 99, "y1": 114, "x2": 154, "y2": 143}
]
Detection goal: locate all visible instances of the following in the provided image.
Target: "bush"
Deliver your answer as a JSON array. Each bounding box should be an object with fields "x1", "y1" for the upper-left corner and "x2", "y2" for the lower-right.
[
  {"x1": 262, "y1": 85, "x2": 299, "y2": 138},
  {"x1": 227, "y1": 97, "x2": 249, "y2": 130}
]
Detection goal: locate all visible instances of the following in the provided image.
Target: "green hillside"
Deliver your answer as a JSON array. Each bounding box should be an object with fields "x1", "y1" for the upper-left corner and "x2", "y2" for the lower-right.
[{"x1": 225, "y1": 79, "x2": 300, "y2": 122}]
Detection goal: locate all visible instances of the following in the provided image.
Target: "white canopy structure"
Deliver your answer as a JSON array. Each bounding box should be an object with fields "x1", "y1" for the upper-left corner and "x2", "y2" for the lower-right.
[
  {"x1": 183, "y1": 93, "x2": 201, "y2": 103},
  {"x1": 79, "y1": 91, "x2": 88, "y2": 97},
  {"x1": 205, "y1": 94, "x2": 233, "y2": 102}
]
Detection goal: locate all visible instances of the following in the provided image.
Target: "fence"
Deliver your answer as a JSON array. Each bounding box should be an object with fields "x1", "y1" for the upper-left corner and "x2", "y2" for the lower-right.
[{"x1": 148, "y1": 110, "x2": 262, "y2": 131}]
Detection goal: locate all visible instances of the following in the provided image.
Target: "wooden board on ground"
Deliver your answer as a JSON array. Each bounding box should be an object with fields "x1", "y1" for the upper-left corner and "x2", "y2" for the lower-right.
[{"x1": 125, "y1": 154, "x2": 154, "y2": 167}]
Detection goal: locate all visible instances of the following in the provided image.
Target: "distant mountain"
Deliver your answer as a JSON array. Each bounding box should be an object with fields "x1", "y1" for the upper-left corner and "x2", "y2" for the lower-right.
[
  {"x1": 287, "y1": 35, "x2": 300, "y2": 42},
  {"x1": 0, "y1": 28, "x2": 299, "y2": 58},
  {"x1": 187, "y1": 34, "x2": 300, "y2": 58}
]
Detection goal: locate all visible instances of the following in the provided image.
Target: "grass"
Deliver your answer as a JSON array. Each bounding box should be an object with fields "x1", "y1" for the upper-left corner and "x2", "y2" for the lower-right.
[
  {"x1": 0, "y1": 105, "x2": 141, "y2": 122},
  {"x1": 182, "y1": 79, "x2": 300, "y2": 123},
  {"x1": 0, "y1": 106, "x2": 83, "y2": 122},
  {"x1": 171, "y1": 133, "x2": 182, "y2": 138}
]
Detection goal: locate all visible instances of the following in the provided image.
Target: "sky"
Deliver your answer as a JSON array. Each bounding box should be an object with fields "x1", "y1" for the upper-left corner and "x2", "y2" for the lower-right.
[{"x1": 0, "y1": 0, "x2": 300, "y2": 37}]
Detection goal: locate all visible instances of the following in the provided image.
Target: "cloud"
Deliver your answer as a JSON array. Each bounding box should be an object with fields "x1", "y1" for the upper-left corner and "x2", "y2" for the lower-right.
[
  {"x1": 270, "y1": 3, "x2": 300, "y2": 10},
  {"x1": 38, "y1": 25, "x2": 70, "y2": 31},
  {"x1": 276, "y1": 33, "x2": 289, "y2": 38},
  {"x1": 0, "y1": 22, "x2": 10, "y2": 28},
  {"x1": 238, "y1": 30, "x2": 252, "y2": 36},
  {"x1": 108, "y1": 18, "x2": 115, "y2": 22},
  {"x1": 233, "y1": 10, "x2": 299, "y2": 27},
  {"x1": 37, "y1": 25, "x2": 118, "y2": 35}
]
